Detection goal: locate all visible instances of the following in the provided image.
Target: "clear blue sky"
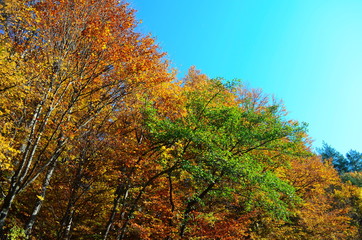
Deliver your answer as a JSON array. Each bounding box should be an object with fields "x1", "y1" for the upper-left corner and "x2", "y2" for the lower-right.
[{"x1": 129, "y1": 0, "x2": 362, "y2": 154}]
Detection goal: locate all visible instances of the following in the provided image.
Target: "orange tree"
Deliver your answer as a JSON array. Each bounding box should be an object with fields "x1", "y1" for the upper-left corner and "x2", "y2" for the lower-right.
[{"x1": 0, "y1": 0, "x2": 171, "y2": 236}]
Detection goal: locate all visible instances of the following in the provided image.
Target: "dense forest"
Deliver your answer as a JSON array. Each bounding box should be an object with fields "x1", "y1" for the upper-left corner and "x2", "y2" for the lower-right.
[{"x1": 0, "y1": 0, "x2": 362, "y2": 239}]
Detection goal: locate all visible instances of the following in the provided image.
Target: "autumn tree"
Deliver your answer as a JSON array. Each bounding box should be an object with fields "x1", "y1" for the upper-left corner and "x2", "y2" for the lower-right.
[
  {"x1": 258, "y1": 156, "x2": 358, "y2": 239},
  {"x1": 0, "y1": 0, "x2": 171, "y2": 236},
  {"x1": 0, "y1": 1, "x2": 359, "y2": 239}
]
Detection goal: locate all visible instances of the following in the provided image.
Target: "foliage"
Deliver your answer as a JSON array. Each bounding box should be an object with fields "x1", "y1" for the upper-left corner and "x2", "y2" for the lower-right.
[
  {"x1": 0, "y1": 1, "x2": 359, "y2": 239},
  {"x1": 342, "y1": 172, "x2": 362, "y2": 187},
  {"x1": 318, "y1": 142, "x2": 362, "y2": 174},
  {"x1": 7, "y1": 226, "x2": 26, "y2": 240}
]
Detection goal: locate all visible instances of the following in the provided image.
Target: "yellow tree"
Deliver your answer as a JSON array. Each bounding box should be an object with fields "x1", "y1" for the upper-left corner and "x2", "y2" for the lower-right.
[
  {"x1": 0, "y1": 0, "x2": 171, "y2": 235},
  {"x1": 259, "y1": 156, "x2": 358, "y2": 239}
]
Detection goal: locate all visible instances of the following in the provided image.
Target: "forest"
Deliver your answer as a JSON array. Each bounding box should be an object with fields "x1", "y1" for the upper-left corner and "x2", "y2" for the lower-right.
[{"x1": 0, "y1": 0, "x2": 362, "y2": 239}]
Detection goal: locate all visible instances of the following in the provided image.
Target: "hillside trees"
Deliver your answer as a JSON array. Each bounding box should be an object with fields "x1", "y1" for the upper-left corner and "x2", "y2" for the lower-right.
[{"x1": 0, "y1": 0, "x2": 360, "y2": 239}]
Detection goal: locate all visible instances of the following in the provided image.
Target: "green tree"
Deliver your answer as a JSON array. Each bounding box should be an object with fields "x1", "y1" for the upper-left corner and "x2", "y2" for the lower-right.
[
  {"x1": 346, "y1": 150, "x2": 362, "y2": 172},
  {"x1": 318, "y1": 143, "x2": 362, "y2": 174},
  {"x1": 318, "y1": 142, "x2": 349, "y2": 173},
  {"x1": 139, "y1": 68, "x2": 309, "y2": 239}
]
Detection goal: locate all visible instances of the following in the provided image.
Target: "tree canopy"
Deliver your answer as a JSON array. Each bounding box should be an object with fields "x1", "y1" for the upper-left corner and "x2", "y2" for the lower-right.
[{"x1": 0, "y1": 1, "x2": 361, "y2": 239}]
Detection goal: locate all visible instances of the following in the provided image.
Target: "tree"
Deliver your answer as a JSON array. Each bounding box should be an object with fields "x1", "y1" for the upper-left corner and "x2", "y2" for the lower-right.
[
  {"x1": 318, "y1": 142, "x2": 349, "y2": 173},
  {"x1": 0, "y1": 1, "x2": 359, "y2": 239},
  {"x1": 115, "y1": 68, "x2": 310, "y2": 239},
  {"x1": 346, "y1": 150, "x2": 362, "y2": 172},
  {"x1": 318, "y1": 143, "x2": 362, "y2": 174},
  {"x1": 0, "y1": 0, "x2": 171, "y2": 236},
  {"x1": 261, "y1": 156, "x2": 358, "y2": 239}
]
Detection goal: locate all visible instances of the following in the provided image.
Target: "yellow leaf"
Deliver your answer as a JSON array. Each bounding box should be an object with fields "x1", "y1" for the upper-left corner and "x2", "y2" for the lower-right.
[{"x1": 37, "y1": 195, "x2": 45, "y2": 201}]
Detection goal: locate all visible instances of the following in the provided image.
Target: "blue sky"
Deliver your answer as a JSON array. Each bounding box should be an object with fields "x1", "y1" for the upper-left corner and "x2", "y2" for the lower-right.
[{"x1": 129, "y1": 0, "x2": 362, "y2": 154}]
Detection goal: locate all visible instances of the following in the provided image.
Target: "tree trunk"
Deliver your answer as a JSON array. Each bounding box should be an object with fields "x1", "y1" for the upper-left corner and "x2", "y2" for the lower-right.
[
  {"x1": 103, "y1": 184, "x2": 127, "y2": 240},
  {"x1": 59, "y1": 209, "x2": 74, "y2": 240},
  {"x1": 117, "y1": 166, "x2": 177, "y2": 240},
  {"x1": 179, "y1": 180, "x2": 218, "y2": 238},
  {"x1": 25, "y1": 160, "x2": 57, "y2": 236},
  {"x1": 57, "y1": 162, "x2": 84, "y2": 240},
  {"x1": 0, "y1": 183, "x2": 18, "y2": 235}
]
